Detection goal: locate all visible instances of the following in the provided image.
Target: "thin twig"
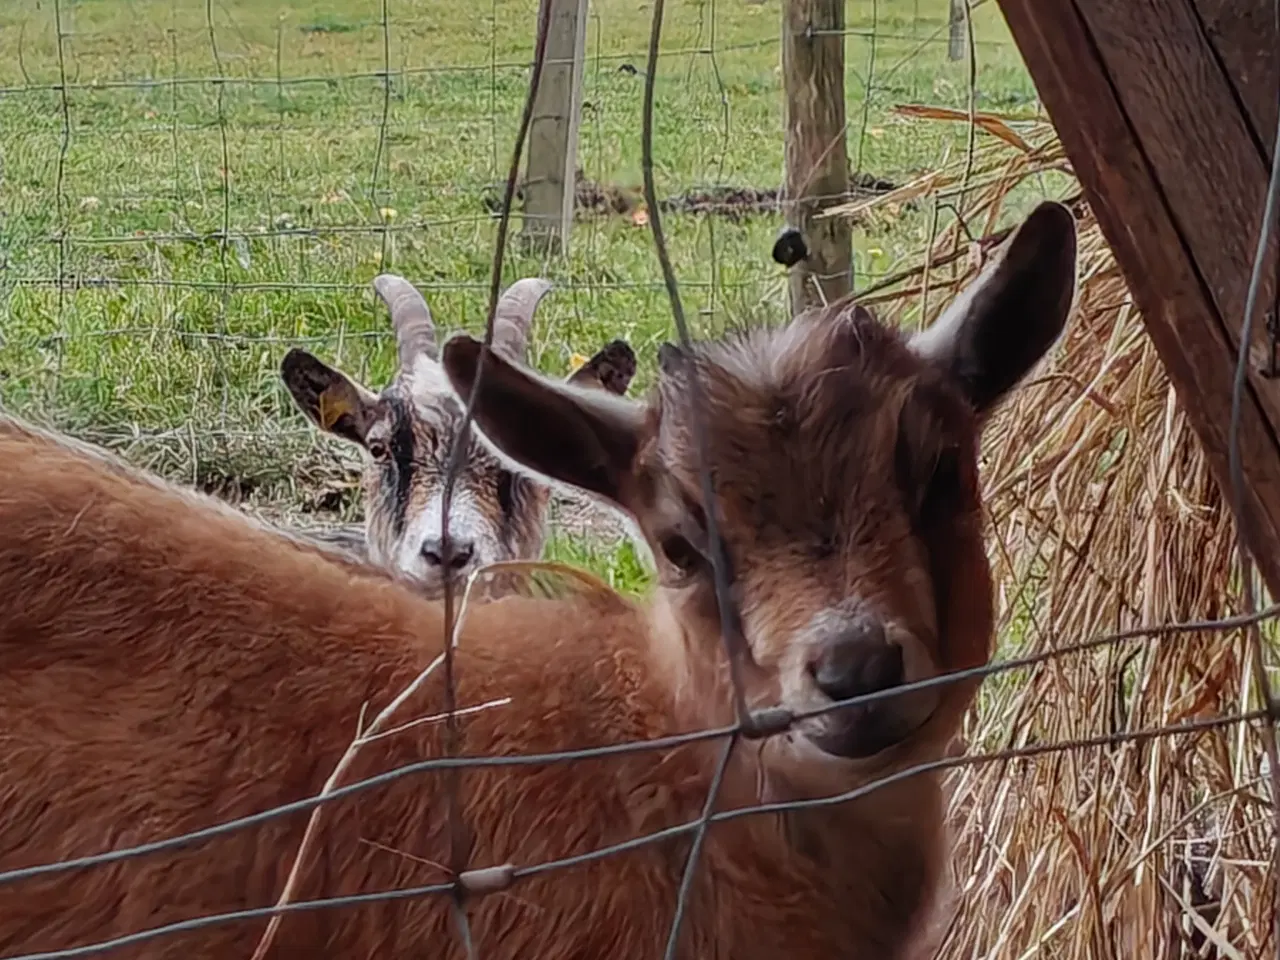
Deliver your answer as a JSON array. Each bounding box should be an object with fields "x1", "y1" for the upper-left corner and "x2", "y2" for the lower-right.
[{"x1": 246, "y1": 564, "x2": 496, "y2": 960}]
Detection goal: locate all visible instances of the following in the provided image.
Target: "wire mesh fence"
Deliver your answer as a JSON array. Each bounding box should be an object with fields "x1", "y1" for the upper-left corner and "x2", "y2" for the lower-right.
[
  {"x1": 0, "y1": 0, "x2": 1278, "y2": 958},
  {"x1": 0, "y1": 0, "x2": 1034, "y2": 514}
]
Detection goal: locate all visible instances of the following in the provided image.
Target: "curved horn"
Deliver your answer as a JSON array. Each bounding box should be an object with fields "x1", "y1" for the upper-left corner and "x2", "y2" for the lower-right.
[
  {"x1": 491, "y1": 278, "x2": 553, "y2": 362},
  {"x1": 372, "y1": 274, "x2": 437, "y2": 368}
]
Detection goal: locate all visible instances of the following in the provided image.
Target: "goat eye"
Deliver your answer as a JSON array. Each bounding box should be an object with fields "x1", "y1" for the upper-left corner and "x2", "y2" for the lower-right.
[
  {"x1": 367, "y1": 440, "x2": 390, "y2": 462},
  {"x1": 496, "y1": 470, "x2": 515, "y2": 515},
  {"x1": 659, "y1": 534, "x2": 704, "y2": 576},
  {"x1": 919, "y1": 448, "x2": 962, "y2": 523}
]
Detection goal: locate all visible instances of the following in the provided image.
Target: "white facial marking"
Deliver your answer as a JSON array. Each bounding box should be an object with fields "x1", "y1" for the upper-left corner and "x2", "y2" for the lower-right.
[{"x1": 393, "y1": 485, "x2": 495, "y2": 587}]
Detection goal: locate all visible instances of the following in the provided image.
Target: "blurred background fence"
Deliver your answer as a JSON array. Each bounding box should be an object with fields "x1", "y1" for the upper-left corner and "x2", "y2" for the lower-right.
[{"x1": 0, "y1": 0, "x2": 1042, "y2": 528}]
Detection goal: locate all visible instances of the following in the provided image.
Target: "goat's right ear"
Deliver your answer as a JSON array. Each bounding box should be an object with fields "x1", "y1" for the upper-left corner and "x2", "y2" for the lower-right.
[
  {"x1": 908, "y1": 200, "x2": 1077, "y2": 416},
  {"x1": 280, "y1": 348, "x2": 382, "y2": 448},
  {"x1": 441, "y1": 334, "x2": 645, "y2": 506},
  {"x1": 567, "y1": 339, "x2": 638, "y2": 396}
]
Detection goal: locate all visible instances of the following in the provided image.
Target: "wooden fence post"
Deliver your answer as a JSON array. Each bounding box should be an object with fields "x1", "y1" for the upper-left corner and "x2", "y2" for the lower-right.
[
  {"x1": 520, "y1": 0, "x2": 588, "y2": 255},
  {"x1": 782, "y1": 0, "x2": 852, "y2": 317},
  {"x1": 948, "y1": 0, "x2": 967, "y2": 61}
]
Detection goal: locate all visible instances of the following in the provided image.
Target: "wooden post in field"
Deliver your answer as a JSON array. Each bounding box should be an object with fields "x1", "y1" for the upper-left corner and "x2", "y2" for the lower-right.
[
  {"x1": 948, "y1": 0, "x2": 967, "y2": 61},
  {"x1": 520, "y1": 0, "x2": 588, "y2": 255},
  {"x1": 782, "y1": 0, "x2": 852, "y2": 317}
]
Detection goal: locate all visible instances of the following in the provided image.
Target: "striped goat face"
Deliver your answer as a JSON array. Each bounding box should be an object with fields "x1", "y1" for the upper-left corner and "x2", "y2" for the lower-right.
[{"x1": 281, "y1": 275, "x2": 636, "y2": 596}]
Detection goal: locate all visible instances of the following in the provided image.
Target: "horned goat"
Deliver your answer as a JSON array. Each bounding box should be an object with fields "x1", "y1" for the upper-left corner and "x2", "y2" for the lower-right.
[{"x1": 281, "y1": 274, "x2": 636, "y2": 594}]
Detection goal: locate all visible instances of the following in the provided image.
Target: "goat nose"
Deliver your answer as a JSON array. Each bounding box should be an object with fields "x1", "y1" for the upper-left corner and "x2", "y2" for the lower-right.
[
  {"x1": 420, "y1": 538, "x2": 476, "y2": 571},
  {"x1": 809, "y1": 618, "x2": 903, "y2": 702}
]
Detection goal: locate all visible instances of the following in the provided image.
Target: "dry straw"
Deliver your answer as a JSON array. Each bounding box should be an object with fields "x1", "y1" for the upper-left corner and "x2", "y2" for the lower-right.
[{"x1": 831, "y1": 118, "x2": 1278, "y2": 958}]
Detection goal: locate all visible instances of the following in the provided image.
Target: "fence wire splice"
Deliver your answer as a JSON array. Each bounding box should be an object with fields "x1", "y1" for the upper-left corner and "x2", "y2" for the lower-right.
[
  {"x1": 0, "y1": 603, "x2": 1277, "y2": 888},
  {"x1": 0, "y1": 708, "x2": 1270, "y2": 960}
]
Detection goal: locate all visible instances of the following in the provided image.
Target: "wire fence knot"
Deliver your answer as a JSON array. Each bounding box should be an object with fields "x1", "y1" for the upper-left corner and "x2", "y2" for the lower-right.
[
  {"x1": 457, "y1": 864, "x2": 515, "y2": 897},
  {"x1": 739, "y1": 706, "x2": 795, "y2": 740}
]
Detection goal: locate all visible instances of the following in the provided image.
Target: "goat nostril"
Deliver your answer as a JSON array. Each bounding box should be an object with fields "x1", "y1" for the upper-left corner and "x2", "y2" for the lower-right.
[
  {"x1": 811, "y1": 629, "x2": 904, "y2": 702},
  {"x1": 420, "y1": 538, "x2": 475, "y2": 571},
  {"x1": 447, "y1": 542, "x2": 475, "y2": 571}
]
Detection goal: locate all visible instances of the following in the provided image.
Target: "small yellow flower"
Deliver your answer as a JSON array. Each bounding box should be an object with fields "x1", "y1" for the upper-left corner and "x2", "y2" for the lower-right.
[
  {"x1": 867, "y1": 246, "x2": 884, "y2": 258},
  {"x1": 379, "y1": 206, "x2": 398, "y2": 221},
  {"x1": 568, "y1": 352, "x2": 590, "y2": 373}
]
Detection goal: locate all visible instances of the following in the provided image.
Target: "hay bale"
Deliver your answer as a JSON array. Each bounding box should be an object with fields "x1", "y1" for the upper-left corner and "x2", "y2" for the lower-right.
[{"x1": 834, "y1": 126, "x2": 1277, "y2": 958}]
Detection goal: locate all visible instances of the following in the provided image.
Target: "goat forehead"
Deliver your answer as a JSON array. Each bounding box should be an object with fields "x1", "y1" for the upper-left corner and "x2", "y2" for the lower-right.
[
  {"x1": 376, "y1": 380, "x2": 481, "y2": 461},
  {"x1": 654, "y1": 316, "x2": 967, "y2": 546}
]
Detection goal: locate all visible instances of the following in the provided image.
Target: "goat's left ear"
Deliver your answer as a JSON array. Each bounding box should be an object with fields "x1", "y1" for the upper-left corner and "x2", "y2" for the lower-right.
[
  {"x1": 908, "y1": 200, "x2": 1077, "y2": 415},
  {"x1": 280, "y1": 348, "x2": 382, "y2": 448}
]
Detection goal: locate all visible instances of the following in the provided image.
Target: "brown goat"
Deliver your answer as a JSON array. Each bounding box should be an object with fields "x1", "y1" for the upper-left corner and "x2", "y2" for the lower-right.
[
  {"x1": 0, "y1": 201, "x2": 1077, "y2": 960},
  {"x1": 281, "y1": 274, "x2": 637, "y2": 595}
]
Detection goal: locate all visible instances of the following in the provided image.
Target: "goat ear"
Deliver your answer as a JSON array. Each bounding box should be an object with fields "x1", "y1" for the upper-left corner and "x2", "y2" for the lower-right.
[
  {"x1": 441, "y1": 334, "x2": 645, "y2": 507},
  {"x1": 908, "y1": 200, "x2": 1077, "y2": 415},
  {"x1": 566, "y1": 339, "x2": 638, "y2": 396},
  {"x1": 280, "y1": 348, "x2": 382, "y2": 448}
]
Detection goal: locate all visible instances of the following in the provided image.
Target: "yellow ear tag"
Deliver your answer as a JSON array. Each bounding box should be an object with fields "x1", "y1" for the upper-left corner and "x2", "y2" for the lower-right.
[
  {"x1": 317, "y1": 388, "x2": 353, "y2": 431},
  {"x1": 568, "y1": 352, "x2": 589, "y2": 374}
]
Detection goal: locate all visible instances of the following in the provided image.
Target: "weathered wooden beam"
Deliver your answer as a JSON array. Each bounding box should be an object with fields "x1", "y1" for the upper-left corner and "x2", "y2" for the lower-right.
[
  {"x1": 520, "y1": 0, "x2": 588, "y2": 255},
  {"x1": 1195, "y1": 0, "x2": 1278, "y2": 163},
  {"x1": 996, "y1": 0, "x2": 1280, "y2": 597},
  {"x1": 782, "y1": 0, "x2": 852, "y2": 317}
]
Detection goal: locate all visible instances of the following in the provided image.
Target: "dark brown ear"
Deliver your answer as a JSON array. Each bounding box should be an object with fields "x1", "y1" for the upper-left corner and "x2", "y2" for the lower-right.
[
  {"x1": 566, "y1": 339, "x2": 638, "y2": 396},
  {"x1": 441, "y1": 334, "x2": 645, "y2": 507},
  {"x1": 280, "y1": 348, "x2": 382, "y2": 448},
  {"x1": 908, "y1": 200, "x2": 1078, "y2": 415}
]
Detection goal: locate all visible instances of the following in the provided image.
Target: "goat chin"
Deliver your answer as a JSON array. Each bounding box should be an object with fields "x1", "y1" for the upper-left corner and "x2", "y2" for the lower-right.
[{"x1": 0, "y1": 415, "x2": 948, "y2": 960}]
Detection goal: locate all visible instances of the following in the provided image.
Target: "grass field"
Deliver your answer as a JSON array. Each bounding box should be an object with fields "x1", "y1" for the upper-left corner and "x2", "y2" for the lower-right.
[{"x1": 0, "y1": 0, "x2": 1055, "y2": 588}]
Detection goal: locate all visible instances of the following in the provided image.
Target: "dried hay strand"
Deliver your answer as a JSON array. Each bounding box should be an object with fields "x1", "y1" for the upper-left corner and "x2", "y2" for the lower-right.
[{"x1": 837, "y1": 121, "x2": 1278, "y2": 958}]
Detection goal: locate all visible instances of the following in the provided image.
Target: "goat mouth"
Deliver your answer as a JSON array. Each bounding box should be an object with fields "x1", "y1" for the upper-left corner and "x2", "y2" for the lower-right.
[{"x1": 802, "y1": 698, "x2": 930, "y2": 760}]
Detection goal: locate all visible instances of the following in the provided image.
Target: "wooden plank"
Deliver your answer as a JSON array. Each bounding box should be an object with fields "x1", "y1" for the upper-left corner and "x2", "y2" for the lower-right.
[
  {"x1": 996, "y1": 0, "x2": 1280, "y2": 597},
  {"x1": 1071, "y1": 0, "x2": 1279, "y2": 364},
  {"x1": 1194, "y1": 0, "x2": 1278, "y2": 162},
  {"x1": 782, "y1": 0, "x2": 852, "y2": 316},
  {"x1": 520, "y1": 0, "x2": 588, "y2": 255}
]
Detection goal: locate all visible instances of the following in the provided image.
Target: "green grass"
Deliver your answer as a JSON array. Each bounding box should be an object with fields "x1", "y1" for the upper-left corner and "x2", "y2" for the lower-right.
[{"x1": 0, "y1": 0, "x2": 1048, "y2": 591}]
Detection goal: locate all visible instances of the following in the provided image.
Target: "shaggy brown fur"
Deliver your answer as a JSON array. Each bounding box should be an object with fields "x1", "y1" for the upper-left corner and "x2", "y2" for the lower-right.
[{"x1": 0, "y1": 201, "x2": 1077, "y2": 960}]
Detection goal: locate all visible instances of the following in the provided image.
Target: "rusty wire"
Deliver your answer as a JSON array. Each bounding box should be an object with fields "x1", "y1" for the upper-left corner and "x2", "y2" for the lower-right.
[
  {"x1": 637, "y1": 0, "x2": 750, "y2": 947},
  {"x1": 1, "y1": 599, "x2": 1278, "y2": 960}
]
